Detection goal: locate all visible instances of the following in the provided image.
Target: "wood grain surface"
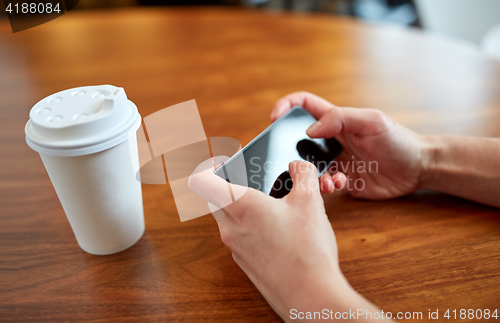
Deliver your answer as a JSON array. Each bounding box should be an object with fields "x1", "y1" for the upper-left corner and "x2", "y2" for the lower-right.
[{"x1": 1, "y1": 7, "x2": 499, "y2": 322}]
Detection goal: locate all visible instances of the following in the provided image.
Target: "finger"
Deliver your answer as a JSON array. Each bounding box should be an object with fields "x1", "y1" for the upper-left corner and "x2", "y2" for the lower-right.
[
  {"x1": 319, "y1": 174, "x2": 334, "y2": 194},
  {"x1": 319, "y1": 174, "x2": 333, "y2": 194},
  {"x1": 188, "y1": 157, "x2": 248, "y2": 210},
  {"x1": 306, "y1": 107, "x2": 395, "y2": 138},
  {"x1": 332, "y1": 172, "x2": 347, "y2": 190},
  {"x1": 320, "y1": 171, "x2": 346, "y2": 194},
  {"x1": 326, "y1": 151, "x2": 356, "y2": 194},
  {"x1": 288, "y1": 160, "x2": 321, "y2": 198},
  {"x1": 270, "y1": 92, "x2": 336, "y2": 121}
]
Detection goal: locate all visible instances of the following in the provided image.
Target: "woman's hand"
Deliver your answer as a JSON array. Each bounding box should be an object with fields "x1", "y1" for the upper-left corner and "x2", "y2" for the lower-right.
[
  {"x1": 272, "y1": 92, "x2": 427, "y2": 200},
  {"x1": 188, "y1": 160, "x2": 388, "y2": 322}
]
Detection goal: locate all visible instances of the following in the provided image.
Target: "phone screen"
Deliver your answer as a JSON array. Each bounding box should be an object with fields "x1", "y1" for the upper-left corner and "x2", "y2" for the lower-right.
[{"x1": 214, "y1": 107, "x2": 342, "y2": 198}]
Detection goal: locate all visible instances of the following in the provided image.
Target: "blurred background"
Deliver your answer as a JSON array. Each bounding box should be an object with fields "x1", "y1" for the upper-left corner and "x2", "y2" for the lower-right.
[{"x1": 2, "y1": 0, "x2": 499, "y2": 59}]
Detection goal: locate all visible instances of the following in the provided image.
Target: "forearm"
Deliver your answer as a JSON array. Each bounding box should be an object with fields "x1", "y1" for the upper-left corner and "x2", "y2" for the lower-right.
[{"x1": 420, "y1": 135, "x2": 500, "y2": 208}]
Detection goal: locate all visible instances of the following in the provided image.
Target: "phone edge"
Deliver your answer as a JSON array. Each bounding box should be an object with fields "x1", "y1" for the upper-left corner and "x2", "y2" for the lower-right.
[{"x1": 213, "y1": 106, "x2": 303, "y2": 177}]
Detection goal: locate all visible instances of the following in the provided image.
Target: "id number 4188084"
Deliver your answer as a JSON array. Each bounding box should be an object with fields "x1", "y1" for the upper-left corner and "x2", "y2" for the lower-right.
[
  {"x1": 444, "y1": 309, "x2": 498, "y2": 320},
  {"x1": 5, "y1": 2, "x2": 61, "y2": 14}
]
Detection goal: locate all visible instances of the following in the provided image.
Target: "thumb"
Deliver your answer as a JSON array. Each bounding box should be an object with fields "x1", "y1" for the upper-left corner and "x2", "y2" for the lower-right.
[
  {"x1": 306, "y1": 107, "x2": 394, "y2": 138},
  {"x1": 188, "y1": 156, "x2": 248, "y2": 211},
  {"x1": 288, "y1": 161, "x2": 321, "y2": 198}
]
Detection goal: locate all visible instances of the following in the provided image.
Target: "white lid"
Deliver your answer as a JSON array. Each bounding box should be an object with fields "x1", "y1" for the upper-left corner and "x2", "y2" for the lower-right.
[{"x1": 25, "y1": 85, "x2": 142, "y2": 157}]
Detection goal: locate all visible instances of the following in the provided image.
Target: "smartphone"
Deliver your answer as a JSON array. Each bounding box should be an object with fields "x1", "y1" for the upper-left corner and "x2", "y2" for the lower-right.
[{"x1": 214, "y1": 106, "x2": 342, "y2": 198}]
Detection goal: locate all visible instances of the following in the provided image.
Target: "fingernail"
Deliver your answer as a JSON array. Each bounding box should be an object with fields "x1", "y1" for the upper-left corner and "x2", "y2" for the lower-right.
[{"x1": 306, "y1": 121, "x2": 322, "y2": 136}]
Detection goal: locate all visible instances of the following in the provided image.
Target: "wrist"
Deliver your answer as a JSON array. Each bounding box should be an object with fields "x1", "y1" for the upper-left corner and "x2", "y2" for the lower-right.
[
  {"x1": 282, "y1": 269, "x2": 376, "y2": 323},
  {"x1": 418, "y1": 134, "x2": 442, "y2": 191}
]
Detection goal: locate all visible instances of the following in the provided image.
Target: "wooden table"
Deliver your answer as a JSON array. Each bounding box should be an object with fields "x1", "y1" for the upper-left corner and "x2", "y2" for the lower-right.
[{"x1": 1, "y1": 7, "x2": 499, "y2": 322}]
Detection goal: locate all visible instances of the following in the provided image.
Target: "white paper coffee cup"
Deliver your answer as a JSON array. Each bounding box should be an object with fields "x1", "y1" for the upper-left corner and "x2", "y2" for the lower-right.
[{"x1": 25, "y1": 85, "x2": 144, "y2": 255}]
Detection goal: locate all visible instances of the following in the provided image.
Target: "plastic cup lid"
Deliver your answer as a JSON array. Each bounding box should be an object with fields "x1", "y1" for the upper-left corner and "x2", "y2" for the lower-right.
[{"x1": 25, "y1": 85, "x2": 142, "y2": 157}]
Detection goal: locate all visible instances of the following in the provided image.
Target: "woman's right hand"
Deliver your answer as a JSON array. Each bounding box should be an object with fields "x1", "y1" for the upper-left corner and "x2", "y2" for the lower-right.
[{"x1": 271, "y1": 92, "x2": 429, "y2": 200}]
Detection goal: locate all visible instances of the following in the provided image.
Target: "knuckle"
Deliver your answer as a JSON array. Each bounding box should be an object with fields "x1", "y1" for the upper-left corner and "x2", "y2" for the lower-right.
[
  {"x1": 222, "y1": 189, "x2": 253, "y2": 220},
  {"x1": 369, "y1": 108, "x2": 385, "y2": 120},
  {"x1": 222, "y1": 204, "x2": 239, "y2": 222},
  {"x1": 291, "y1": 160, "x2": 318, "y2": 178},
  {"x1": 323, "y1": 108, "x2": 343, "y2": 133},
  {"x1": 369, "y1": 109, "x2": 394, "y2": 129},
  {"x1": 326, "y1": 106, "x2": 340, "y2": 118},
  {"x1": 219, "y1": 226, "x2": 233, "y2": 248},
  {"x1": 301, "y1": 160, "x2": 318, "y2": 173}
]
